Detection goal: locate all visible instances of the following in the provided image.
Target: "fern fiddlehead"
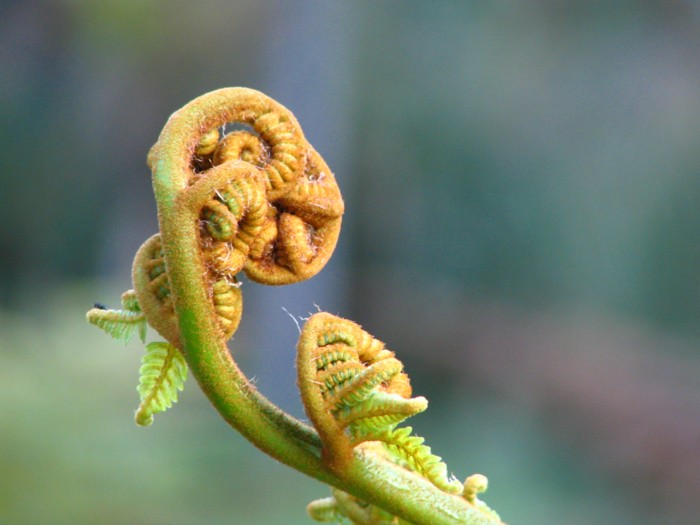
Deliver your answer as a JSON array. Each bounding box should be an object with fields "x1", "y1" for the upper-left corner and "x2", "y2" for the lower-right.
[
  {"x1": 86, "y1": 88, "x2": 505, "y2": 525},
  {"x1": 88, "y1": 87, "x2": 344, "y2": 426},
  {"x1": 297, "y1": 313, "x2": 428, "y2": 469},
  {"x1": 298, "y1": 313, "x2": 501, "y2": 524}
]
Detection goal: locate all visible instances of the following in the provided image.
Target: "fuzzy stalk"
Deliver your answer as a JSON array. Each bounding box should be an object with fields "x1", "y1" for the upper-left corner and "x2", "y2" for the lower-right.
[{"x1": 149, "y1": 87, "x2": 504, "y2": 525}]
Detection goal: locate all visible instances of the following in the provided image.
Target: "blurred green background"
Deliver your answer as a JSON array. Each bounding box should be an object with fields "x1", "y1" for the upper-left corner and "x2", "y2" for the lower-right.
[{"x1": 2, "y1": 1, "x2": 700, "y2": 524}]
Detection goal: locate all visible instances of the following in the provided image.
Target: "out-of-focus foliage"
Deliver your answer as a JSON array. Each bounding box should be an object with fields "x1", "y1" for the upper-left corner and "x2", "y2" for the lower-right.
[{"x1": 350, "y1": 2, "x2": 700, "y2": 338}]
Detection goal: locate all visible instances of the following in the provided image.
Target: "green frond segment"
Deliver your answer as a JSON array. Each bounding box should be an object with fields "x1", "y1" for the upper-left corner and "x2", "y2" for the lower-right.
[
  {"x1": 135, "y1": 342, "x2": 188, "y2": 427},
  {"x1": 328, "y1": 358, "x2": 403, "y2": 410},
  {"x1": 337, "y1": 391, "x2": 427, "y2": 433},
  {"x1": 307, "y1": 496, "x2": 346, "y2": 524},
  {"x1": 463, "y1": 474, "x2": 501, "y2": 522},
  {"x1": 121, "y1": 289, "x2": 141, "y2": 312},
  {"x1": 374, "y1": 427, "x2": 464, "y2": 495},
  {"x1": 86, "y1": 290, "x2": 147, "y2": 344}
]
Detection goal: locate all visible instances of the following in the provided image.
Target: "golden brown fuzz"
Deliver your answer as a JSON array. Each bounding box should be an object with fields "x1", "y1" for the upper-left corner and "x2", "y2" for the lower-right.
[{"x1": 133, "y1": 88, "x2": 344, "y2": 345}]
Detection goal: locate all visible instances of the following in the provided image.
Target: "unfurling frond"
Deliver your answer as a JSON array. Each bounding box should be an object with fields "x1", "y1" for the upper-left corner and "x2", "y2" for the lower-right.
[
  {"x1": 298, "y1": 312, "x2": 460, "y2": 493},
  {"x1": 135, "y1": 342, "x2": 187, "y2": 426},
  {"x1": 86, "y1": 290, "x2": 146, "y2": 344},
  {"x1": 297, "y1": 312, "x2": 427, "y2": 470},
  {"x1": 378, "y1": 427, "x2": 463, "y2": 494}
]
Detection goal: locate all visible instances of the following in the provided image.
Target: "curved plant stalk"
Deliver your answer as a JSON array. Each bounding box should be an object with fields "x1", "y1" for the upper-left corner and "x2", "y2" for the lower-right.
[{"x1": 86, "y1": 87, "x2": 506, "y2": 525}]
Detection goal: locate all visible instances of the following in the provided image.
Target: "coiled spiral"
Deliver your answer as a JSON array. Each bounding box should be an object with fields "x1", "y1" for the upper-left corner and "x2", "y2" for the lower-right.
[{"x1": 131, "y1": 88, "x2": 344, "y2": 345}]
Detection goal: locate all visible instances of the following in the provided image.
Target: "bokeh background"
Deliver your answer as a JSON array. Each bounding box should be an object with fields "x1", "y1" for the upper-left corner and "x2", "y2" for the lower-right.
[{"x1": 2, "y1": 1, "x2": 700, "y2": 524}]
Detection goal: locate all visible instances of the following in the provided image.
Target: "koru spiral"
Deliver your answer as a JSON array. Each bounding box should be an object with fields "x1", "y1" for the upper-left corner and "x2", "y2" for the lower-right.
[{"x1": 132, "y1": 88, "x2": 344, "y2": 347}]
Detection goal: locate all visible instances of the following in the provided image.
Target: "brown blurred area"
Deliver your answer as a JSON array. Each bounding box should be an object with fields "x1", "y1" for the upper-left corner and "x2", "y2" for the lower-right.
[{"x1": 2, "y1": 2, "x2": 700, "y2": 524}]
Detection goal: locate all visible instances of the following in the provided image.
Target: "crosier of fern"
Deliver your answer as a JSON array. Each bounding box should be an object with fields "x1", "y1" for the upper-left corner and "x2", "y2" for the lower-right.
[{"x1": 86, "y1": 88, "x2": 506, "y2": 525}]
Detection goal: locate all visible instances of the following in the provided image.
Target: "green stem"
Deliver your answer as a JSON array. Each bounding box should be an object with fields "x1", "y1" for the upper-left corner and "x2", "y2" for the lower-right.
[{"x1": 149, "y1": 88, "x2": 504, "y2": 525}]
